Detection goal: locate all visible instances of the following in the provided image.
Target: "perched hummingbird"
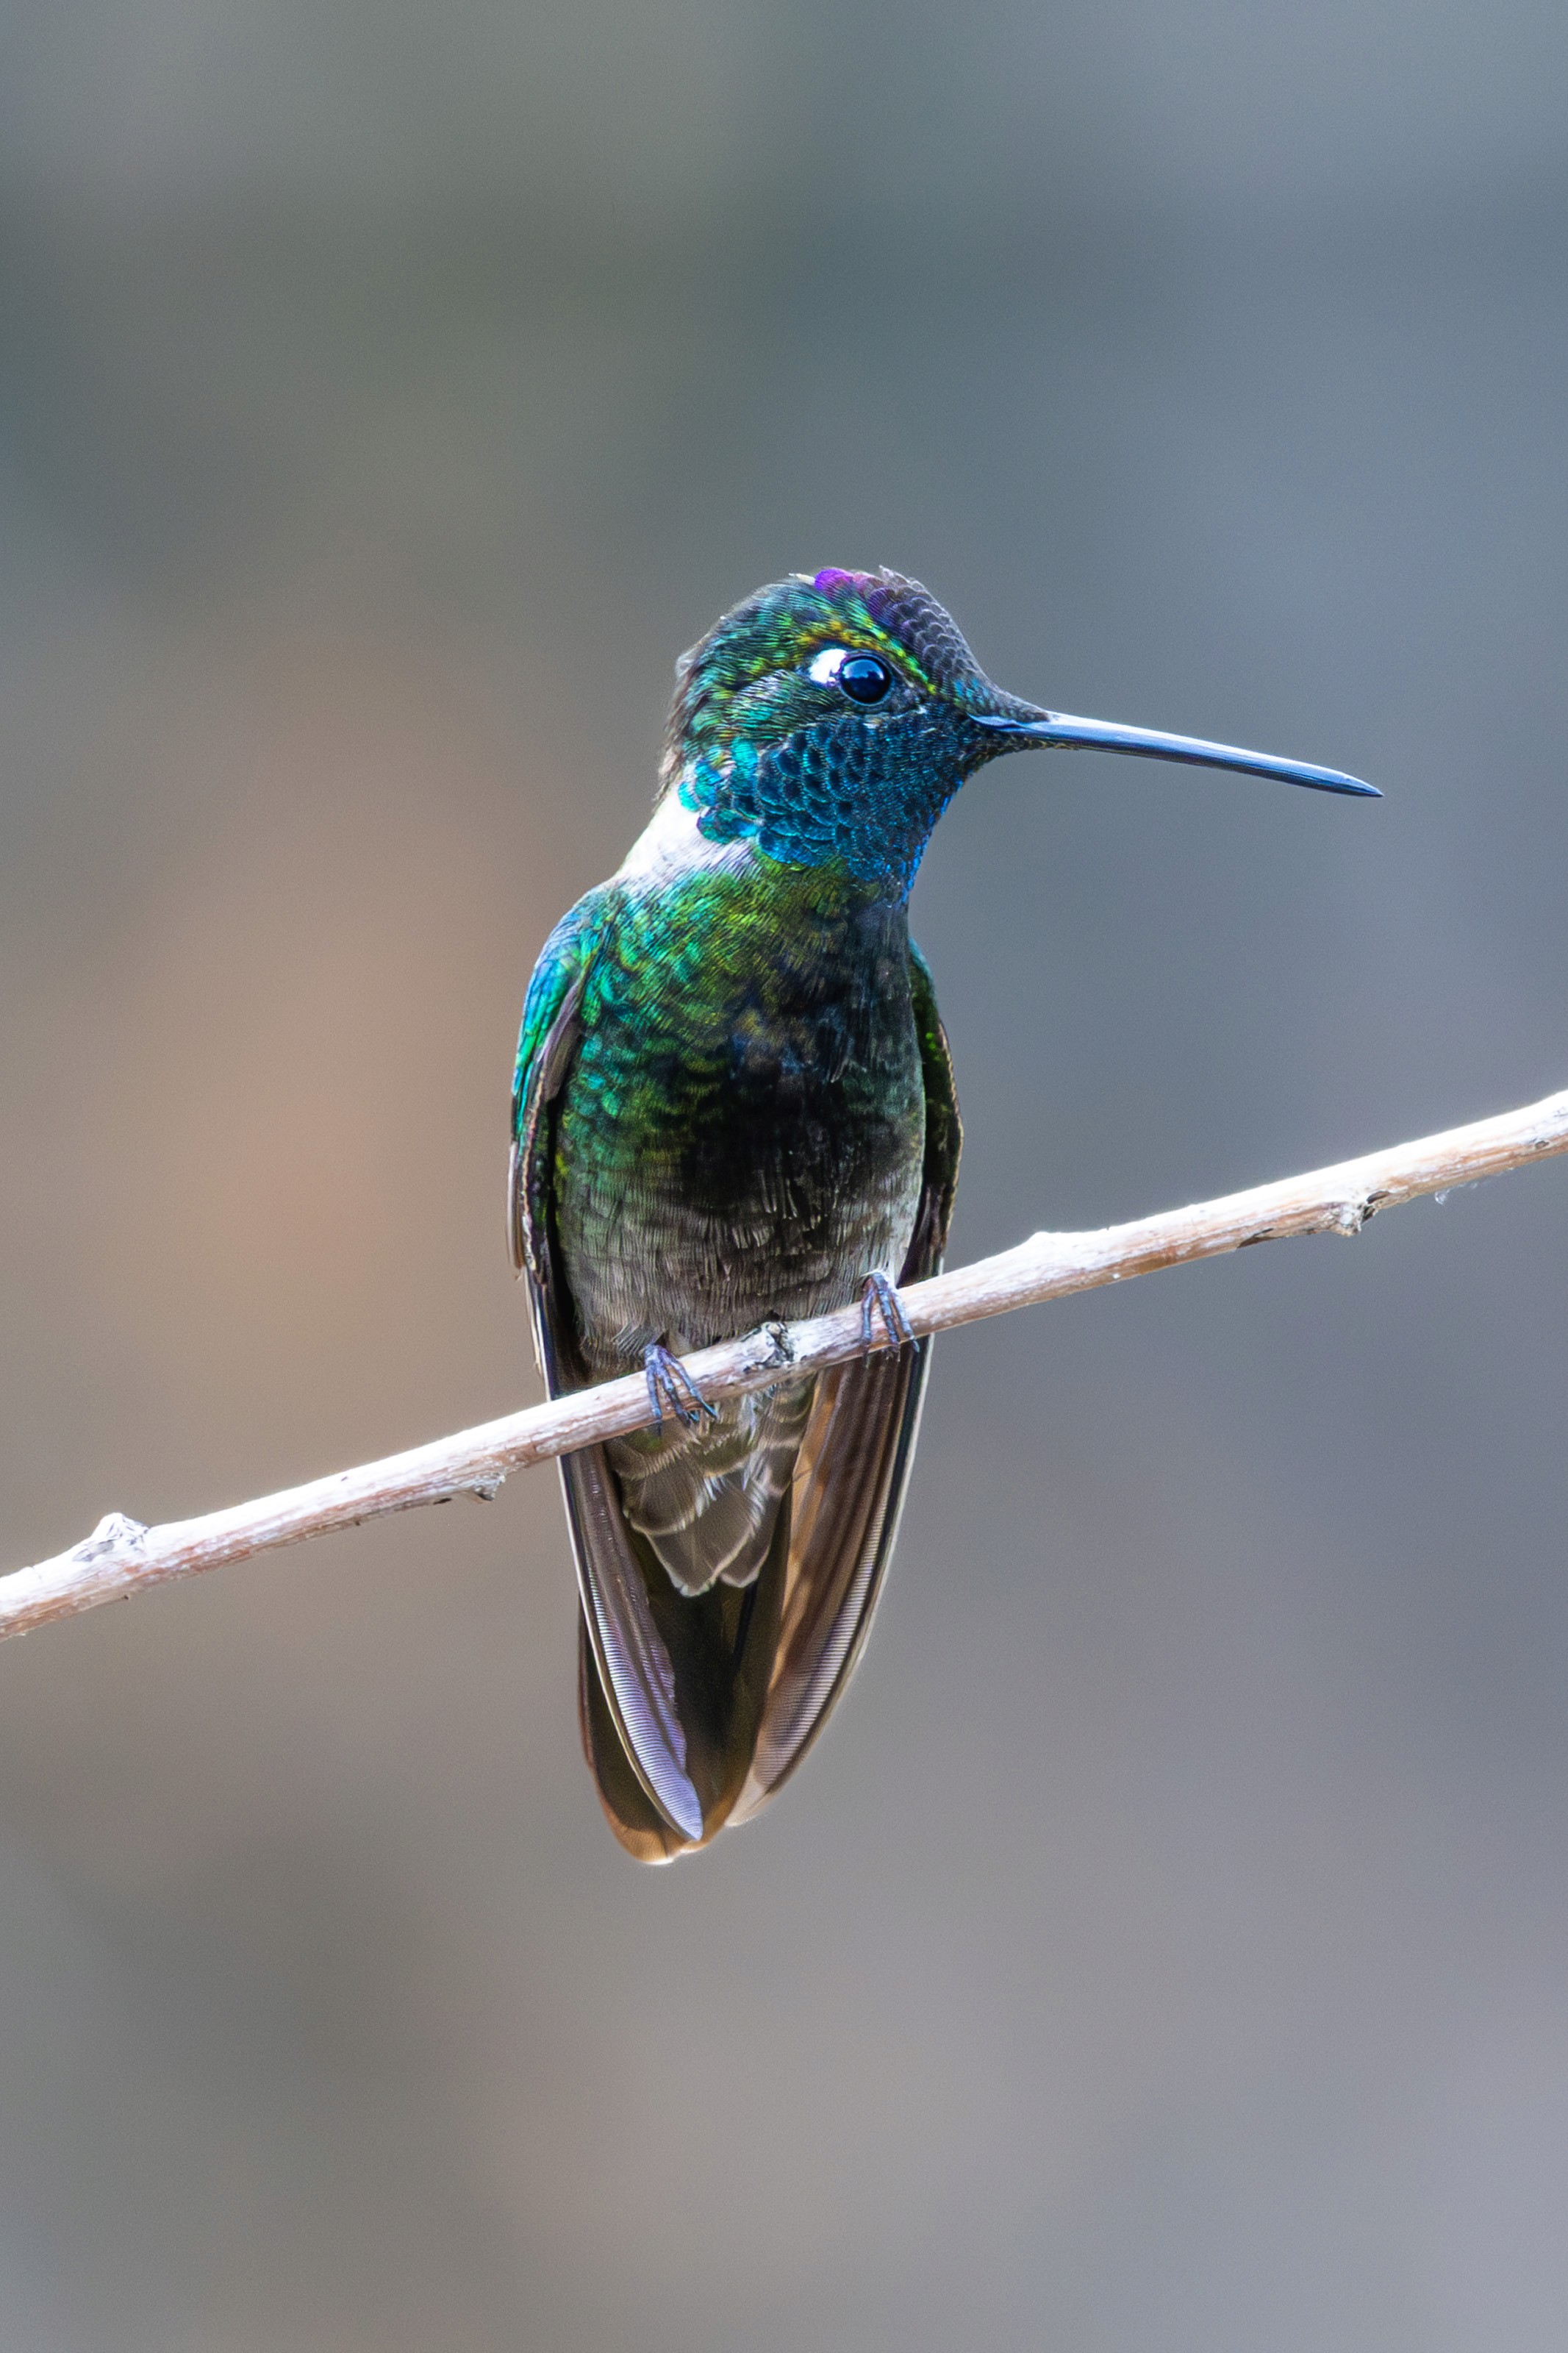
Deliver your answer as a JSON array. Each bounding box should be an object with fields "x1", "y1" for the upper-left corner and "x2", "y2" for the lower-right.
[{"x1": 510, "y1": 568, "x2": 1375, "y2": 1860}]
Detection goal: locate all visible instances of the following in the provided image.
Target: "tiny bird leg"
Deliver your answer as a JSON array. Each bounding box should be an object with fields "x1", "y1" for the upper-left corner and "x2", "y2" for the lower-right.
[
  {"x1": 860, "y1": 1271, "x2": 915, "y2": 1354},
  {"x1": 642, "y1": 1341, "x2": 720, "y2": 1433}
]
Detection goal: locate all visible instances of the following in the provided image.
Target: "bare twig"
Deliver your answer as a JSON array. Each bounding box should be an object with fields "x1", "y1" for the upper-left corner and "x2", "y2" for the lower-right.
[{"x1": 4, "y1": 1083, "x2": 1567, "y2": 1645}]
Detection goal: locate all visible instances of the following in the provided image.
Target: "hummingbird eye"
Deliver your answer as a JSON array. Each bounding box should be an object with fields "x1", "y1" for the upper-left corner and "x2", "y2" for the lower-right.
[
  {"x1": 806, "y1": 646, "x2": 895, "y2": 706},
  {"x1": 837, "y1": 654, "x2": 893, "y2": 705}
]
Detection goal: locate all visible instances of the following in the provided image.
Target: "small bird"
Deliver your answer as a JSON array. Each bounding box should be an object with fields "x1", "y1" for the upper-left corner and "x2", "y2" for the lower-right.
[{"x1": 511, "y1": 568, "x2": 1375, "y2": 1860}]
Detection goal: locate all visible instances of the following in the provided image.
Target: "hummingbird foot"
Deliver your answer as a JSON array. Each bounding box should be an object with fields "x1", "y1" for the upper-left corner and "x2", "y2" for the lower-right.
[
  {"x1": 859, "y1": 1271, "x2": 914, "y2": 1355},
  {"x1": 643, "y1": 1342, "x2": 720, "y2": 1434}
]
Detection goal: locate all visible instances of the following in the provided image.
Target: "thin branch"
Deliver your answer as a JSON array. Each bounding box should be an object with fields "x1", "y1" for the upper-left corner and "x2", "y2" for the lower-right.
[{"x1": 5, "y1": 1084, "x2": 1567, "y2": 1646}]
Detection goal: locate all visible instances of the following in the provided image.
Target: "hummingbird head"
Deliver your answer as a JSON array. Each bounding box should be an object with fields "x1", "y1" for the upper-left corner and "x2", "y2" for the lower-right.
[{"x1": 663, "y1": 568, "x2": 1375, "y2": 903}]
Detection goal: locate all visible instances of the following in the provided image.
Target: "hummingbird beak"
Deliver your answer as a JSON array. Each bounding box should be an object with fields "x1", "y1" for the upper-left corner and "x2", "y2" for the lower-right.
[{"x1": 972, "y1": 710, "x2": 1379, "y2": 798}]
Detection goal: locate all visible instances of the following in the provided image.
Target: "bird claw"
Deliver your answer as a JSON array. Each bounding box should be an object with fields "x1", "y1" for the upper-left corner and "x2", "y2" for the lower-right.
[
  {"x1": 859, "y1": 1271, "x2": 914, "y2": 1354},
  {"x1": 643, "y1": 1342, "x2": 718, "y2": 1432}
]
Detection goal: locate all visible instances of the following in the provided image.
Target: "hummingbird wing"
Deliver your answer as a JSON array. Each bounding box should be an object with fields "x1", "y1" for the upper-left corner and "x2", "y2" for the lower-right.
[
  {"x1": 512, "y1": 898, "x2": 708, "y2": 1857},
  {"x1": 724, "y1": 939, "x2": 961, "y2": 1827},
  {"x1": 514, "y1": 926, "x2": 960, "y2": 1861}
]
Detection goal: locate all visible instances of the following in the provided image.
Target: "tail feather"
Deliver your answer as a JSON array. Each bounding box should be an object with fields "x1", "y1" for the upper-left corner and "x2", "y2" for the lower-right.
[{"x1": 608, "y1": 1379, "x2": 815, "y2": 1595}]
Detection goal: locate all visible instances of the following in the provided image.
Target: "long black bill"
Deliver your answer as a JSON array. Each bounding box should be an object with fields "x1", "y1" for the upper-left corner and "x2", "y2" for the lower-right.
[{"x1": 974, "y1": 710, "x2": 1379, "y2": 798}]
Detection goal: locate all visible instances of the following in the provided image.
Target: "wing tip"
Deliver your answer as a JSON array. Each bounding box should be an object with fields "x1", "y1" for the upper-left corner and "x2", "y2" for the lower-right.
[{"x1": 577, "y1": 1627, "x2": 704, "y2": 1861}]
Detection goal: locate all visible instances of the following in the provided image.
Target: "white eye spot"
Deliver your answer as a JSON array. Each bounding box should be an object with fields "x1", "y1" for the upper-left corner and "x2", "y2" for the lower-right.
[{"x1": 806, "y1": 646, "x2": 849, "y2": 686}]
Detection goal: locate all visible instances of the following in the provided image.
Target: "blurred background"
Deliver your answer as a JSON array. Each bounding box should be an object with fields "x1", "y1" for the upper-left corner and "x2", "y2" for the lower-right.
[{"x1": 1, "y1": 0, "x2": 1567, "y2": 2344}]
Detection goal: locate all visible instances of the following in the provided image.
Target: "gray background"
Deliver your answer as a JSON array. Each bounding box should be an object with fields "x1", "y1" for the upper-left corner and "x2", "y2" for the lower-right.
[{"x1": 2, "y1": 1, "x2": 1567, "y2": 2344}]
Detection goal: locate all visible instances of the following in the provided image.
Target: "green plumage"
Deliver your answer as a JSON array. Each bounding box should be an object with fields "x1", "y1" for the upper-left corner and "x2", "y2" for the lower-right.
[
  {"x1": 548, "y1": 862, "x2": 928, "y2": 1585},
  {"x1": 512, "y1": 827, "x2": 959, "y2": 1856}
]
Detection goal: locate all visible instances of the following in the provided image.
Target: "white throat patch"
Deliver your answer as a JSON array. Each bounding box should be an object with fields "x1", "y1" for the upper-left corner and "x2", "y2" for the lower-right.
[{"x1": 616, "y1": 792, "x2": 749, "y2": 883}]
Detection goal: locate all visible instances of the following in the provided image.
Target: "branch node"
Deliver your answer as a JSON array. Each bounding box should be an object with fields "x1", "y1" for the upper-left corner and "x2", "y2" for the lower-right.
[
  {"x1": 68, "y1": 1513, "x2": 148, "y2": 1564},
  {"x1": 758, "y1": 1320, "x2": 795, "y2": 1369}
]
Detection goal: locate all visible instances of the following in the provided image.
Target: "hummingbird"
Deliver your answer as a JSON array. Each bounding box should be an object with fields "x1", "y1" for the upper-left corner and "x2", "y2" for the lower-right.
[{"x1": 510, "y1": 568, "x2": 1376, "y2": 1861}]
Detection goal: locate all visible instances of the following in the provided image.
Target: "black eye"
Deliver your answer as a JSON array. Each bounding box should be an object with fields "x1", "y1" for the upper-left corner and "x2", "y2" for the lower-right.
[{"x1": 837, "y1": 654, "x2": 893, "y2": 706}]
